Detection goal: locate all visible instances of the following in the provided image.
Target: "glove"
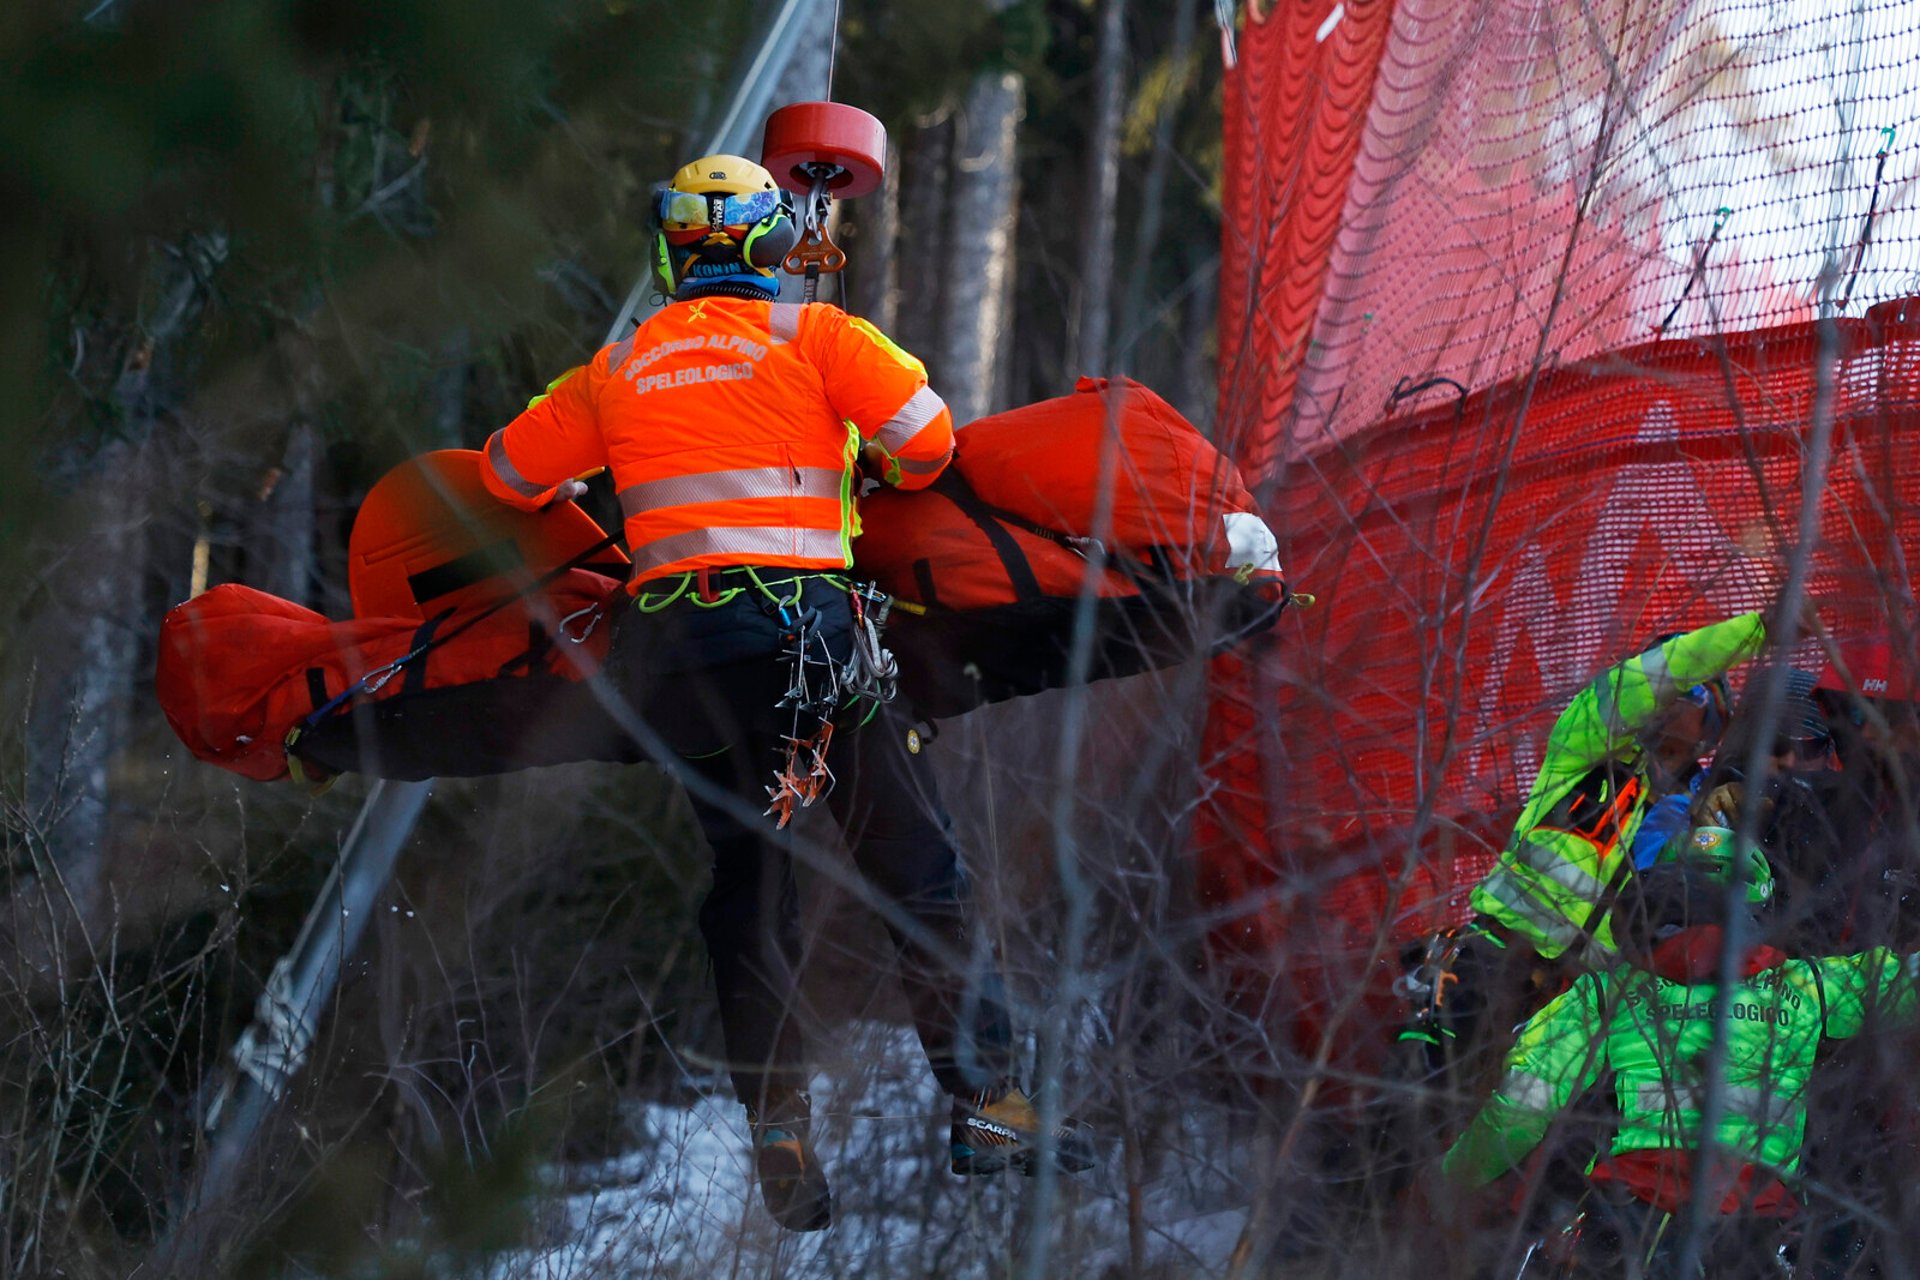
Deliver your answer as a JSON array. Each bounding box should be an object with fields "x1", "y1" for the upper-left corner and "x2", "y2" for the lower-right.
[
  {"x1": 1695, "y1": 780, "x2": 1773, "y2": 830},
  {"x1": 1695, "y1": 781, "x2": 1742, "y2": 827},
  {"x1": 543, "y1": 466, "x2": 601, "y2": 509}
]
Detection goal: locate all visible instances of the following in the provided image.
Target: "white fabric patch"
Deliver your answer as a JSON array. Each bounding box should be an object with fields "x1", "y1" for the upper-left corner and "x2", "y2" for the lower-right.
[
  {"x1": 1501, "y1": 1071, "x2": 1555, "y2": 1112},
  {"x1": 1222, "y1": 512, "x2": 1282, "y2": 573}
]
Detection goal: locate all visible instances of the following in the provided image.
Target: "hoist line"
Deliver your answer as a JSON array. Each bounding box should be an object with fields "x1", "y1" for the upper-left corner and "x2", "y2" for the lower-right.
[
  {"x1": 825, "y1": 0, "x2": 844, "y2": 100},
  {"x1": 606, "y1": 0, "x2": 832, "y2": 342}
]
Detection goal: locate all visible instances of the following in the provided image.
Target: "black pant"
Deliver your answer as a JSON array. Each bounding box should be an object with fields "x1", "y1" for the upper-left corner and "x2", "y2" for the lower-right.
[
  {"x1": 607, "y1": 570, "x2": 1014, "y2": 1110},
  {"x1": 1567, "y1": 1189, "x2": 1794, "y2": 1279}
]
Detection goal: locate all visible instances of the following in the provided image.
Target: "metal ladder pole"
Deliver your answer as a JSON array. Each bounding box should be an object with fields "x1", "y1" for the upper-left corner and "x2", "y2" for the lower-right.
[{"x1": 146, "y1": 779, "x2": 432, "y2": 1274}]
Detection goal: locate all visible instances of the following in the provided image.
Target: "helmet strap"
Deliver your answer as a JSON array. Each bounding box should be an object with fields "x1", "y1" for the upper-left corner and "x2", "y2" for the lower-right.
[{"x1": 651, "y1": 232, "x2": 675, "y2": 295}]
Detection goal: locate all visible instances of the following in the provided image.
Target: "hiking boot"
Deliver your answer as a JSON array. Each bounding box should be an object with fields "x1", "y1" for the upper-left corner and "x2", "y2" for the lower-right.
[
  {"x1": 950, "y1": 1082, "x2": 1097, "y2": 1177},
  {"x1": 748, "y1": 1093, "x2": 832, "y2": 1232}
]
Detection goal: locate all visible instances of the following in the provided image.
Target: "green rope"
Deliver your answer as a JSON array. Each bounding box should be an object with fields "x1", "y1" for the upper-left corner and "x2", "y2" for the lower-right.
[{"x1": 631, "y1": 567, "x2": 859, "y2": 614}]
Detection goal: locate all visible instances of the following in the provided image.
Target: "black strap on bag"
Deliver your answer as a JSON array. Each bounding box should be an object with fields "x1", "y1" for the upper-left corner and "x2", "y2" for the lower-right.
[
  {"x1": 928, "y1": 469, "x2": 1192, "y2": 602},
  {"x1": 305, "y1": 669, "x2": 329, "y2": 712},
  {"x1": 495, "y1": 621, "x2": 556, "y2": 678},
  {"x1": 929, "y1": 471, "x2": 1045, "y2": 603},
  {"x1": 400, "y1": 611, "x2": 455, "y2": 695},
  {"x1": 911, "y1": 558, "x2": 939, "y2": 607},
  {"x1": 303, "y1": 528, "x2": 623, "y2": 727},
  {"x1": 943, "y1": 473, "x2": 1201, "y2": 596}
]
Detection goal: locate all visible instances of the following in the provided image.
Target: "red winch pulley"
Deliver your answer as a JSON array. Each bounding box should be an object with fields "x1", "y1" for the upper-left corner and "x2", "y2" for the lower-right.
[{"x1": 761, "y1": 100, "x2": 887, "y2": 296}]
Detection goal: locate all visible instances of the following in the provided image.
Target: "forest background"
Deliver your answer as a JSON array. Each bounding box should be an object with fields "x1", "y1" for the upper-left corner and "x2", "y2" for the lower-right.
[{"x1": 0, "y1": 2, "x2": 1245, "y2": 1276}]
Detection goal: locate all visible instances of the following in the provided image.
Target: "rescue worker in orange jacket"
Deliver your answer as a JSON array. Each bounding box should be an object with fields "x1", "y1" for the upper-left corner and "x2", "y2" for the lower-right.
[{"x1": 480, "y1": 155, "x2": 1090, "y2": 1231}]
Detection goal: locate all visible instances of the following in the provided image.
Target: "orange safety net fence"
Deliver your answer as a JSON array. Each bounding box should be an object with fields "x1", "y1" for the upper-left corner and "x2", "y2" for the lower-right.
[{"x1": 1204, "y1": 0, "x2": 1920, "y2": 1038}]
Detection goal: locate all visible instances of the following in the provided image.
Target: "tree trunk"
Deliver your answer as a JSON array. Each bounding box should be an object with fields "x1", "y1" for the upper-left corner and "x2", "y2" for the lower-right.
[
  {"x1": 19, "y1": 237, "x2": 215, "y2": 949},
  {"x1": 895, "y1": 117, "x2": 953, "y2": 368},
  {"x1": 1069, "y1": 0, "x2": 1128, "y2": 379},
  {"x1": 992, "y1": 156, "x2": 1022, "y2": 414},
  {"x1": 1176, "y1": 252, "x2": 1219, "y2": 433},
  {"x1": 1119, "y1": 0, "x2": 1197, "y2": 370},
  {"x1": 242, "y1": 424, "x2": 317, "y2": 608},
  {"x1": 21, "y1": 439, "x2": 148, "y2": 942},
  {"x1": 846, "y1": 140, "x2": 901, "y2": 334},
  {"x1": 935, "y1": 68, "x2": 1023, "y2": 425}
]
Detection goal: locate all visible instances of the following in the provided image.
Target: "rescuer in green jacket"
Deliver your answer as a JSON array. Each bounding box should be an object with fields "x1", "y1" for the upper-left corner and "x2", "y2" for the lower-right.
[
  {"x1": 1443, "y1": 850, "x2": 1919, "y2": 1276},
  {"x1": 1401, "y1": 611, "x2": 1774, "y2": 1086},
  {"x1": 1470, "y1": 612, "x2": 1770, "y2": 962}
]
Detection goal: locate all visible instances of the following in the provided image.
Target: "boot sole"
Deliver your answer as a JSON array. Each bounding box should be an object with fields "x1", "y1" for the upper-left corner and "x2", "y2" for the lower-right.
[
  {"x1": 950, "y1": 1141, "x2": 1011, "y2": 1176},
  {"x1": 758, "y1": 1147, "x2": 833, "y2": 1231},
  {"x1": 950, "y1": 1130, "x2": 1096, "y2": 1177},
  {"x1": 767, "y1": 1195, "x2": 833, "y2": 1232}
]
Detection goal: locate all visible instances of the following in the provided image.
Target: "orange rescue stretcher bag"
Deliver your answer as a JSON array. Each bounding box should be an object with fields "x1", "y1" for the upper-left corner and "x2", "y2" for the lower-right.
[
  {"x1": 156, "y1": 573, "x2": 632, "y2": 783},
  {"x1": 852, "y1": 377, "x2": 1286, "y2": 717},
  {"x1": 156, "y1": 383, "x2": 1284, "y2": 783},
  {"x1": 156, "y1": 451, "x2": 636, "y2": 784}
]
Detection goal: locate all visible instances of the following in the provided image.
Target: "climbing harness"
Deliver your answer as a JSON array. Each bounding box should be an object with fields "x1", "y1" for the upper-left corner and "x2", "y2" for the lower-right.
[
  {"x1": 1394, "y1": 924, "x2": 1476, "y2": 1049},
  {"x1": 752, "y1": 574, "x2": 902, "y2": 827},
  {"x1": 845, "y1": 581, "x2": 900, "y2": 705},
  {"x1": 765, "y1": 587, "x2": 840, "y2": 828}
]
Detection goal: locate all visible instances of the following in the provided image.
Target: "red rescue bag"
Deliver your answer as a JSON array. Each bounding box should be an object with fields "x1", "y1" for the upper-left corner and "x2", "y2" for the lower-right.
[
  {"x1": 347, "y1": 448, "x2": 627, "y2": 620},
  {"x1": 155, "y1": 383, "x2": 1282, "y2": 782},
  {"x1": 156, "y1": 448, "x2": 639, "y2": 783},
  {"x1": 853, "y1": 377, "x2": 1284, "y2": 714},
  {"x1": 155, "y1": 572, "x2": 627, "y2": 783}
]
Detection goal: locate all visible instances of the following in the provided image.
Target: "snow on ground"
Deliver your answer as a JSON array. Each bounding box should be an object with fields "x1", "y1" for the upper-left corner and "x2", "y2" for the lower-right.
[{"x1": 481, "y1": 1023, "x2": 1252, "y2": 1279}]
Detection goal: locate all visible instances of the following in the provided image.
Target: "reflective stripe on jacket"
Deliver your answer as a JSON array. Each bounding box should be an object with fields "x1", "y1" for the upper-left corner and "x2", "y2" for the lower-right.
[
  {"x1": 480, "y1": 297, "x2": 955, "y2": 586},
  {"x1": 1470, "y1": 613, "x2": 1768, "y2": 960},
  {"x1": 1442, "y1": 947, "x2": 1920, "y2": 1188}
]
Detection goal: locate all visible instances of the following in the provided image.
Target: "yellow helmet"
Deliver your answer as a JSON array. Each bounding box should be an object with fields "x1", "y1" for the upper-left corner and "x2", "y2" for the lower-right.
[
  {"x1": 652, "y1": 154, "x2": 795, "y2": 298},
  {"x1": 665, "y1": 154, "x2": 780, "y2": 201}
]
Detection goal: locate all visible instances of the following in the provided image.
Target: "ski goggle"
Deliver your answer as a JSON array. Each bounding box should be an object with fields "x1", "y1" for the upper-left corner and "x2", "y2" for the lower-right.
[
  {"x1": 656, "y1": 188, "x2": 785, "y2": 234},
  {"x1": 1770, "y1": 731, "x2": 1831, "y2": 763}
]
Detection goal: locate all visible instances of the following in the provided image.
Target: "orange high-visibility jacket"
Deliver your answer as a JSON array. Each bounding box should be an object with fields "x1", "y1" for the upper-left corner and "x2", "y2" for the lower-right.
[{"x1": 481, "y1": 296, "x2": 955, "y2": 587}]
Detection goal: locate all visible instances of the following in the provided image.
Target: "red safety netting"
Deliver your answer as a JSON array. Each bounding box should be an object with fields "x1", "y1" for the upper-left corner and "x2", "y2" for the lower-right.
[
  {"x1": 1216, "y1": 0, "x2": 1398, "y2": 480},
  {"x1": 1220, "y1": 0, "x2": 1920, "y2": 468},
  {"x1": 1205, "y1": 298, "x2": 1920, "y2": 969},
  {"x1": 1204, "y1": 0, "x2": 1920, "y2": 1019}
]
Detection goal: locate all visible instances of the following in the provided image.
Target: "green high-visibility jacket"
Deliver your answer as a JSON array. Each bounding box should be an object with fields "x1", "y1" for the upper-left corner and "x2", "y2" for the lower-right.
[
  {"x1": 1442, "y1": 944, "x2": 1920, "y2": 1188},
  {"x1": 1470, "y1": 614, "x2": 1767, "y2": 960}
]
